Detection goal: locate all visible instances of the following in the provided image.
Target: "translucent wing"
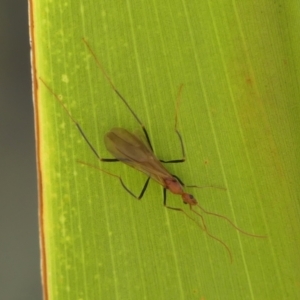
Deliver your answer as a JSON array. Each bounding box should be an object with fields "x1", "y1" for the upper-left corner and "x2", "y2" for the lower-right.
[{"x1": 104, "y1": 128, "x2": 171, "y2": 186}]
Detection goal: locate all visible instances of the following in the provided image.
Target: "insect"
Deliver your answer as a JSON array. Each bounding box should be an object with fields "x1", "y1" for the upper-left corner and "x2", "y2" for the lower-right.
[{"x1": 40, "y1": 38, "x2": 266, "y2": 262}]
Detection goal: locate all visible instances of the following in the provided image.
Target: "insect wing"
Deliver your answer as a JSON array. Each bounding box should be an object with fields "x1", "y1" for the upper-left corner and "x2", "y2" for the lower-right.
[{"x1": 104, "y1": 128, "x2": 170, "y2": 185}]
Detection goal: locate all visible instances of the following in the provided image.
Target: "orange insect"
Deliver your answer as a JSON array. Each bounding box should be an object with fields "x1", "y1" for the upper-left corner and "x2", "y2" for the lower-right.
[{"x1": 40, "y1": 39, "x2": 266, "y2": 262}]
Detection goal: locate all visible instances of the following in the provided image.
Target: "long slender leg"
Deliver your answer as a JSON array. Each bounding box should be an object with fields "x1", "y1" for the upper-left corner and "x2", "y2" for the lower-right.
[
  {"x1": 120, "y1": 176, "x2": 151, "y2": 200},
  {"x1": 186, "y1": 184, "x2": 226, "y2": 191},
  {"x1": 82, "y1": 38, "x2": 154, "y2": 152},
  {"x1": 77, "y1": 160, "x2": 151, "y2": 200},
  {"x1": 83, "y1": 39, "x2": 187, "y2": 162},
  {"x1": 40, "y1": 78, "x2": 118, "y2": 162},
  {"x1": 160, "y1": 158, "x2": 185, "y2": 163},
  {"x1": 171, "y1": 175, "x2": 185, "y2": 186},
  {"x1": 160, "y1": 85, "x2": 185, "y2": 163},
  {"x1": 163, "y1": 188, "x2": 183, "y2": 212},
  {"x1": 162, "y1": 188, "x2": 205, "y2": 230},
  {"x1": 171, "y1": 174, "x2": 226, "y2": 191}
]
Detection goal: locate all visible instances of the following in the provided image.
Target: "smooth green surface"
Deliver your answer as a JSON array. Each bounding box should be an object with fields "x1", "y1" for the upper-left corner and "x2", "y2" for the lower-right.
[{"x1": 34, "y1": 1, "x2": 300, "y2": 299}]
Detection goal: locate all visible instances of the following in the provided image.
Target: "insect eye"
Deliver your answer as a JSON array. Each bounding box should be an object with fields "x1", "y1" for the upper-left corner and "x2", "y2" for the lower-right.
[{"x1": 189, "y1": 194, "x2": 194, "y2": 199}]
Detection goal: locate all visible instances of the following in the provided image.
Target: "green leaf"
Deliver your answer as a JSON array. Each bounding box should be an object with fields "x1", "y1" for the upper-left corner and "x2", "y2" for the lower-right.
[{"x1": 33, "y1": 1, "x2": 300, "y2": 299}]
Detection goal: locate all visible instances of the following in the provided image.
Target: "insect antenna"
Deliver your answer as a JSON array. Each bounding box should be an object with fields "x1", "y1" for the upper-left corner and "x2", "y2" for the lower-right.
[
  {"x1": 190, "y1": 205, "x2": 233, "y2": 263},
  {"x1": 195, "y1": 203, "x2": 267, "y2": 238},
  {"x1": 187, "y1": 206, "x2": 233, "y2": 263},
  {"x1": 184, "y1": 185, "x2": 265, "y2": 238},
  {"x1": 165, "y1": 194, "x2": 233, "y2": 262}
]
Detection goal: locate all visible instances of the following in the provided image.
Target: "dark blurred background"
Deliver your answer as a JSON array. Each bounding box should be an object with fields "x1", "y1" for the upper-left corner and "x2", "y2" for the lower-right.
[{"x1": 0, "y1": 1, "x2": 42, "y2": 299}]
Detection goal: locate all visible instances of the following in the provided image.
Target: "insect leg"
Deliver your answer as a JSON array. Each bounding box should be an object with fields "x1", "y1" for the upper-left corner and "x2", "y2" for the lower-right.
[
  {"x1": 170, "y1": 175, "x2": 224, "y2": 194},
  {"x1": 163, "y1": 188, "x2": 198, "y2": 218},
  {"x1": 171, "y1": 174, "x2": 226, "y2": 191},
  {"x1": 119, "y1": 176, "x2": 151, "y2": 200},
  {"x1": 186, "y1": 184, "x2": 226, "y2": 191},
  {"x1": 40, "y1": 78, "x2": 118, "y2": 162},
  {"x1": 160, "y1": 85, "x2": 185, "y2": 164},
  {"x1": 171, "y1": 175, "x2": 185, "y2": 186},
  {"x1": 78, "y1": 160, "x2": 150, "y2": 199},
  {"x1": 82, "y1": 38, "x2": 155, "y2": 152},
  {"x1": 162, "y1": 188, "x2": 204, "y2": 227},
  {"x1": 163, "y1": 188, "x2": 182, "y2": 212}
]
